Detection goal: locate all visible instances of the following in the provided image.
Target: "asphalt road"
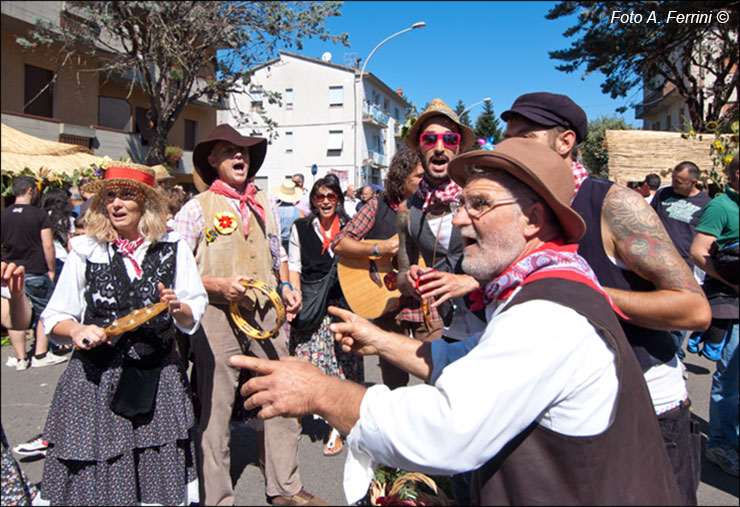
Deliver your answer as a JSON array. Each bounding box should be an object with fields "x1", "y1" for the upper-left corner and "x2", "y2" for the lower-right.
[{"x1": 2, "y1": 342, "x2": 738, "y2": 505}]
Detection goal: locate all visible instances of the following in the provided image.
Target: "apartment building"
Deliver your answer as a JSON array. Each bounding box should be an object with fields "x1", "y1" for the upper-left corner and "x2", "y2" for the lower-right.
[
  {"x1": 220, "y1": 50, "x2": 411, "y2": 190},
  {"x1": 1, "y1": 1, "x2": 221, "y2": 188}
]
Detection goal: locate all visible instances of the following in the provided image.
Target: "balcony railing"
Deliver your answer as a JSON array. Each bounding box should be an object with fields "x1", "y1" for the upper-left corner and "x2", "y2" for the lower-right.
[
  {"x1": 362, "y1": 103, "x2": 389, "y2": 126},
  {"x1": 364, "y1": 149, "x2": 388, "y2": 167}
]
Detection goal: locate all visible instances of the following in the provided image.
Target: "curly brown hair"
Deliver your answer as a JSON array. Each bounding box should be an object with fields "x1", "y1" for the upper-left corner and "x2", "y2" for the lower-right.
[{"x1": 384, "y1": 148, "x2": 421, "y2": 201}]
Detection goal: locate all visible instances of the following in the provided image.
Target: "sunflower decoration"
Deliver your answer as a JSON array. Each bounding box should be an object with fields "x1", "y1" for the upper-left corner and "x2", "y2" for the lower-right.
[{"x1": 214, "y1": 211, "x2": 238, "y2": 235}]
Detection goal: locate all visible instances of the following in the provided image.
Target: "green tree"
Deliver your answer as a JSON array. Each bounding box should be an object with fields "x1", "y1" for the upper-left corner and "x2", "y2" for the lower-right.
[
  {"x1": 581, "y1": 115, "x2": 634, "y2": 178},
  {"x1": 454, "y1": 100, "x2": 473, "y2": 128},
  {"x1": 18, "y1": 1, "x2": 347, "y2": 165},
  {"x1": 546, "y1": 1, "x2": 738, "y2": 132},
  {"x1": 473, "y1": 100, "x2": 503, "y2": 150}
]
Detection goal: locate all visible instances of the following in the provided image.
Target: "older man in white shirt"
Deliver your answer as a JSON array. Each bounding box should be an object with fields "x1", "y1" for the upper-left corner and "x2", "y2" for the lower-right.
[{"x1": 231, "y1": 138, "x2": 681, "y2": 505}]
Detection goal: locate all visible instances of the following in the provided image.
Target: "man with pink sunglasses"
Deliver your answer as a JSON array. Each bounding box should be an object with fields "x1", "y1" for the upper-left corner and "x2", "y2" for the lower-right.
[{"x1": 397, "y1": 99, "x2": 485, "y2": 346}]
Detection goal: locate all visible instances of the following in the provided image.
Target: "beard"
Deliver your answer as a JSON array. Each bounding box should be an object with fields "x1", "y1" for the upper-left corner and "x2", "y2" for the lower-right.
[{"x1": 460, "y1": 224, "x2": 525, "y2": 282}]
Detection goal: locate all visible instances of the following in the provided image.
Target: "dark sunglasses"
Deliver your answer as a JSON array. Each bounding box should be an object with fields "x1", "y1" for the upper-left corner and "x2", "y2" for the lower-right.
[
  {"x1": 420, "y1": 132, "x2": 461, "y2": 149},
  {"x1": 104, "y1": 188, "x2": 140, "y2": 204},
  {"x1": 314, "y1": 192, "x2": 338, "y2": 203}
]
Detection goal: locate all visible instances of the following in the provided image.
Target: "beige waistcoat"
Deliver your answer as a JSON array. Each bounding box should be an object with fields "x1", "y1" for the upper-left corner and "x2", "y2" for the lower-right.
[{"x1": 194, "y1": 191, "x2": 279, "y2": 305}]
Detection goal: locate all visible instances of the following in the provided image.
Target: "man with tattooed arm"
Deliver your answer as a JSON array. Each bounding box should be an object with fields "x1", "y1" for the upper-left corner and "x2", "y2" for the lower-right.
[{"x1": 501, "y1": 92, "x2": 711, "y2": 506}]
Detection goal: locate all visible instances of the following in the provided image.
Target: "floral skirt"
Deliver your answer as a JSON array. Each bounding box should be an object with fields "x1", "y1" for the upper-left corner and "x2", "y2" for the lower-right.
[
  {"x1": 1, "y1": 424, "x2": 39, "y2": 506},
  {"x1": 290, "y1": 314, "x2": 364, "y2": 383}
]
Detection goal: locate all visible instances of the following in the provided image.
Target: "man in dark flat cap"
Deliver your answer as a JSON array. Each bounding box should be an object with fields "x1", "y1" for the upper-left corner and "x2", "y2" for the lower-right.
[{"x1": 502, "y1": 91, "x2": 711, "y2": 505}]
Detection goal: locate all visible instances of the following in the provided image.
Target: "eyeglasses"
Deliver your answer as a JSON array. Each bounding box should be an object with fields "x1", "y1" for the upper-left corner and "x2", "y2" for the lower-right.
[
  {"x1": 104, "y1": 188, "x2": 140, "y2": 204},
  {"x1": 420, "y1": 132, "x2": 461, "y2": 149},
  {"x1": 449, "y1": 195, "x2": 518, "y2": 218},
  {"x1": 314, "y1": 192, "x2": 338, "y2": 202}
]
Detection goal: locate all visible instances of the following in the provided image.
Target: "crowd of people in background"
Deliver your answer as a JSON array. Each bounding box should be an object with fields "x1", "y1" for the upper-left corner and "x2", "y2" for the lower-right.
[{"x1": 0, "y1": 92, "x2": 737, "y2": 506}]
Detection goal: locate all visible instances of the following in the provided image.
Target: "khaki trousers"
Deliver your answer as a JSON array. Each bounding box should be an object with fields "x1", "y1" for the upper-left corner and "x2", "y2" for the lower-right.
[
  {"x1": 193, "y1": 304, "x2": 301, "y2": 505},
  {"x1": 372, "y1": 313, "x2": 443, "y2": 390}
]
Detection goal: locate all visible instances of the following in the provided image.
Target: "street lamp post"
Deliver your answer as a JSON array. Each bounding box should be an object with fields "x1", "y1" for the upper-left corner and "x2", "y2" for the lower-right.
[
  {"x1": 354, "y1": 22, "x2": 425, "y2": 186},
  {"x1": 462, "y1": 97, "x2": 491, "y2": 116}
]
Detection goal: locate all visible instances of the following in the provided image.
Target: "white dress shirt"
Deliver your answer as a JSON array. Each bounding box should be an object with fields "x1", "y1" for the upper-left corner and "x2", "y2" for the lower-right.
[
  {"x1": 342, "y1": 287, "x2": 619, "y2": 503},
  {"x1": 41, "y1": 232, "x2": 208, "y2": 338}
]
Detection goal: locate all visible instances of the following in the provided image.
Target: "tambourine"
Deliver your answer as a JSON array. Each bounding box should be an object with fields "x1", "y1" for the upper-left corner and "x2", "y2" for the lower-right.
[
  {"x1": 229, "y1": 279, "x2": 286, "y2": 340},
  {"x1": 104, "y1": 301, "x2": 169, "y2": 342}
]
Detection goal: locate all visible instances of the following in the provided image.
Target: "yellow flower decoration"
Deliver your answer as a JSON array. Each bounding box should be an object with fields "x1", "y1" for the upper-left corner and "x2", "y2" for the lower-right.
[
  {"x1": 726, "y1": 156, "x2": 734, "y2": 164},
  {"x1": 214, "y1": 211, "x2": 238, "y2": 235},
  {"x1": 689, "y1": 130, "x2": 695, "y2": 135}
]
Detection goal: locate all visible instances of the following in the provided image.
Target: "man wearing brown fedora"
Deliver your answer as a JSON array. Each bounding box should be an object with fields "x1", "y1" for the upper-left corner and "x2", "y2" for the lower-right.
[
  {"x1": 501, "y1": 91, "x2": 711, "y2": 505},
  {"x1": 396, "y1": 98, "x2": 485, "y2": 347},
  {"x1": 229, "y1": 138, "x2": 681, "y2": 505},
  {"x1": 173, "y1": 124, "x2": 325, "y2": 506}
]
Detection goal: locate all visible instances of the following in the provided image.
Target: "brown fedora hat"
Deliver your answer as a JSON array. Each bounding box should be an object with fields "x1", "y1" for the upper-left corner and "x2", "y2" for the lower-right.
[
  {"x1": 192, "y1": 124, "x2": 267, "y2": 186},
  {"x1": 448, "y1": 138, "x2": 586, "y2": 243},
  {"x1": 405, "y1": 98, "x2": 475, "y2": 152}
]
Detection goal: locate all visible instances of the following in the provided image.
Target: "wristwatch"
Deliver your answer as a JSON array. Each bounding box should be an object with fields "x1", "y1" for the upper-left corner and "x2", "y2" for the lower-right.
[{"x1": 372, "y1": 243, "x2": 380, "y2": 257}]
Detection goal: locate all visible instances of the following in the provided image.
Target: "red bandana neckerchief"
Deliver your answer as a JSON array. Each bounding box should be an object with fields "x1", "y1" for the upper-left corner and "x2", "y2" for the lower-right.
[
  {"x1": 319, "y1": 215, "x2": 341, "y2": 255},
  {"x1": 570, "y1": 160, "x2": 589, "y2": 199},
  {"x1": 416, "y1": 177, "x2": 462, "y2": 212},
  {"x1": 386, "y1": 193, "x2": 400, "y2": 212},
  {"x1": 209, "y1": 179, "x2": 266, "y2": 235},
  {"x1": 468, "y1": 240, "x2": 627, "y2": 319},
  {"x1": 114, "y1": 235, "x2": 145, "y2": 277}
]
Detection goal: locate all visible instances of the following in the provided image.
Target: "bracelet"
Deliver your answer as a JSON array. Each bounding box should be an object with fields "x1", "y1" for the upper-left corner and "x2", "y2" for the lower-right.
[
  {"x1": 280, "y1": 282, "x2": 294, "y2": 292},
  {"x1": 372, "y1": 243, "x2": 380, "y2": 258}
]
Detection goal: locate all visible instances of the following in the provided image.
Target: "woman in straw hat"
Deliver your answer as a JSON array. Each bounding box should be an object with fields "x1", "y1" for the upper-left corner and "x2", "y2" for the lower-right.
[{"x1": 37, "y1": 162, "x2": 207, "y2": 505}]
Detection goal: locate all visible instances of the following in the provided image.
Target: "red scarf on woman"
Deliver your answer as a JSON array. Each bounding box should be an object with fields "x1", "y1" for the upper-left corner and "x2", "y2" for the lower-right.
[
  {"x1": 114, "y1": 235, "x2": 145, "y2": 277},
  {"x1": 209, "y1": 179, "x2": 265, "y2": 235},
  {"x1": 319, "y1": 215, "x2": 341, "y2": 255}
]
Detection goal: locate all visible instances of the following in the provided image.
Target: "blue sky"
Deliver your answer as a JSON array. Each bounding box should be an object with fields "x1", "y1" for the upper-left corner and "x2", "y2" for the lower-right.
[{"x1": 283, "y1": 0, "x2": 642, "y2": 129}]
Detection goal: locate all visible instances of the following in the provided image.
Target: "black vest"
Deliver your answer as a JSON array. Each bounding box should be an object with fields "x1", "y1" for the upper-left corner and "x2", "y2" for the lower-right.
[
  {"x1": 571, "y1": 177, "x2": 676, "y2": 370},
  {"x1": 472, "y1": 278, "x2": 681, "y2": 506},
  {"x1": 83, "y1": 241, "x2": 177, "y2": 366},
  {"x1": 365, "y1": 195, "x2": 397, "y2": 241},
  {"x1": 294, "y1": 216, "x2": 345, "y2": 306}
]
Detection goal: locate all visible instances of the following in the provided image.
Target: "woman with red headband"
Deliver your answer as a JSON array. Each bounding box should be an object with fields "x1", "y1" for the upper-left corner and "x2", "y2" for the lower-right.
[{"x1": 37, "y1": 162, "x2": 207, "y2": 505}]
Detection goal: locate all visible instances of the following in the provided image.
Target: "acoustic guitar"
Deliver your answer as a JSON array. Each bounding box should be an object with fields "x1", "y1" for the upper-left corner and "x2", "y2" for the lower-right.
[{"x1": 337, "y1": 235, "x2": 425, "y2": 319}]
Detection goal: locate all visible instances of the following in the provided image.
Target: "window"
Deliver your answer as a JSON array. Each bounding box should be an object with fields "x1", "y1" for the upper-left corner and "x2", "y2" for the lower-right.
[
  {"x1": 652, "y1": 120, "x2": 661, "y2": 131},
  {"x1": 98, "y1": 97, "x2": 132, "y2": 131},
  {"x1": 383, "y1": 97, "x2": 389, "y2": 112},
  {"x1": 329, "y1": 86, "x2": 343, "y2": 106},
  {"x1": 250, "y1": 91, "x2": 263, "y2": 111},
  {"x1": 285, "y1": 88, "x2": 293, "y2": 108},
  {"x1": 665, "y1": 115, "x2": 672, "y2": 131},
  {"x1": 285, "y1": 131, "x2": 293, "y2": 152},
  {"x1": 327, "y1": 130, "x2": 343, "y2": 151},
  {"x1": 394, "y1": 106, "x2": 400, "y2": 120},
  {"x1": 184, "y1": 119, "x2": 197, "y2": 151},
  {"x1": 24, "y1": 65, "x2": 54, "y2": 118},
  {"x1": 135, "y1": 107, "x2": 150, "y2": 144}
]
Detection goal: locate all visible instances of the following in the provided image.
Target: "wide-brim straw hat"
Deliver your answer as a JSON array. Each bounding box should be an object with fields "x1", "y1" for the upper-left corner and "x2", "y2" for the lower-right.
[
  {"x1": 405, "y1": 98, "x2": 476, "y2": 152},
  {"x1": 448, "y1": 137, "x2": 586, "y2": 243},
  {"x1": 271, "y1": 178, "x2": 302, "y2": 203},
  {"x1": 192, "y1": 124, "x2": 267, "y2": 186},
  {"x1": 151, "y1": 164, "x2": 173, "y2": 182},
  {"x1": 82, "y1": 162, "x2": 169, "y2": 209}
]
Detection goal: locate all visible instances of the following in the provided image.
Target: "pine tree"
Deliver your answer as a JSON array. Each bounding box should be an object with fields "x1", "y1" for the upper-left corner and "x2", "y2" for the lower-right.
[
  {"x1": 454, "y1": 100, "x2": 473, "y2": 128},
  {"x1": 474, "y1": 101, "x2": 503, "y2": 149}
]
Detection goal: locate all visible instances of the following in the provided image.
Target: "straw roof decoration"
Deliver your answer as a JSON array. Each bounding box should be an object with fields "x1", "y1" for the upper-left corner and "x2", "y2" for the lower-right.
[
  {"x1": 1, "y1": 123, "x2": 100, "y2": 177},
  {"x1": 604, "y1": 129, "x2": 729, "y2": 185}
]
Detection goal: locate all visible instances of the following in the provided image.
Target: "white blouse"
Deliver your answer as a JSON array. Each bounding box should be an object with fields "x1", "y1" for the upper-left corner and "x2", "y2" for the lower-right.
[
  {"x1": 287, "y1": 217, "x2": 336, "y2": 274},
  {"x1": 41, "y1": 231, "x2": 208, "y2": 337}
]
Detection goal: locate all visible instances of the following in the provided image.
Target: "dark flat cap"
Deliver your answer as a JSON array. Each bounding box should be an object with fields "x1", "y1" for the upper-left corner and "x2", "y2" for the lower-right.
[{"x1": 501, "y1": 92, "x2": 588, "y2": 144}]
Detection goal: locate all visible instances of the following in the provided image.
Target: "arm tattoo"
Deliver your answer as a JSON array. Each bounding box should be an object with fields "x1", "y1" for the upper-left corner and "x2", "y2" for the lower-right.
[{"x1": 603, "y1": 185, "x2": 704, "y2": 295}]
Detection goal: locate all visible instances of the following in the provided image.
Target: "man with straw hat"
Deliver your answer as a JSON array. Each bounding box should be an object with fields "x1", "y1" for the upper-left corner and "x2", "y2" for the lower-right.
[
  {"x1": 272, "y1": 176, "x2": 305, "y2": 252},
  {"x1": 173, "y1": 125, "x2": 323, "y2": 506},
  {"x1": 397, "y1": 98, "x2": 484, "y2": 351},
  {"x1": 230, "y1": 138, "x2": 681, "y2": 505}
]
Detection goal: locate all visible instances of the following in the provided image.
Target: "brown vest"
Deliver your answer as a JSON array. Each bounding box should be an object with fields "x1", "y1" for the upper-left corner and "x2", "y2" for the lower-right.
[
  {"x1": 472, "y1": 278, "x2": 681, "y2": 506},
  {"x1": 194, "y1": 191, "x2": 279, "y2": 305}
]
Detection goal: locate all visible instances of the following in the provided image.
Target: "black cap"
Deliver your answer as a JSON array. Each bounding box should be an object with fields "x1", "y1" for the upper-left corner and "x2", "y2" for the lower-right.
[{"x1": 501, "y1": 92, "x2": 588, "y2": 144}]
